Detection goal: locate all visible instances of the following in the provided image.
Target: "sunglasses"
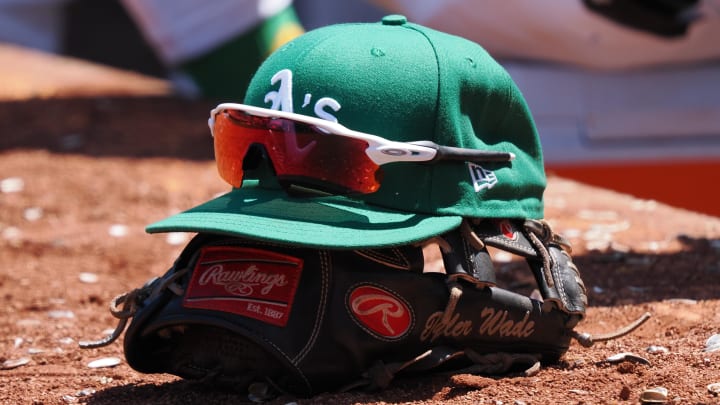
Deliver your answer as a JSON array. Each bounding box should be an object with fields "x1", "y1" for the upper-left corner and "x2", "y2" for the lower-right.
[{"x1": 209, "y1": 103, "x2": 515, "y2": 194}]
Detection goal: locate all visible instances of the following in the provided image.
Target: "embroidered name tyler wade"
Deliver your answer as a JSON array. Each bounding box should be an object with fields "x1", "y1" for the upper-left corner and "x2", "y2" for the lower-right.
[
  {"x1": 420, "y1": 307, "x2": 536, "y2": 342},
  {"x1": 198, "y1": 263, "x2": 289, "y2": 296}
]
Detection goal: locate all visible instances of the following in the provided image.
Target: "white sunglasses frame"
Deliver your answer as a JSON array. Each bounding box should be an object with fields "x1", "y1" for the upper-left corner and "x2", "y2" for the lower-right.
[{"x1": 209, "y1": 103, "x2": 515, "y2": 166}]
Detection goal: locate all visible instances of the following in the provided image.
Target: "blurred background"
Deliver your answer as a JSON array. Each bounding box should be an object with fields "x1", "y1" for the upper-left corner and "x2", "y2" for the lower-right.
[{"x1": 1, "y1": 0, "x2": 719, "y2": 217}]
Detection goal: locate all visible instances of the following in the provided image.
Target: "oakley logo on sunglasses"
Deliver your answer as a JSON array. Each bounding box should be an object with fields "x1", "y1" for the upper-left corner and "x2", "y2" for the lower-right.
[{"x1": 264, "y1": 69, "x2": 342, "y2": 122}]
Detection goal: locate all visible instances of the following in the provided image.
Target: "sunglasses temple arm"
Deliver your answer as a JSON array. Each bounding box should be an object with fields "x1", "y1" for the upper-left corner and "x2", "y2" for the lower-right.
[{"x1": 409, "y1": 141, "x2": 516, "y2": 163}]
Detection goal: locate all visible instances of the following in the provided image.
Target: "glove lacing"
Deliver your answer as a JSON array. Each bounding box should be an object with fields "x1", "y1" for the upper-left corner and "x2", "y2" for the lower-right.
[{"x1": 79, "y1": 267, "x2": 190, "y2": 349}]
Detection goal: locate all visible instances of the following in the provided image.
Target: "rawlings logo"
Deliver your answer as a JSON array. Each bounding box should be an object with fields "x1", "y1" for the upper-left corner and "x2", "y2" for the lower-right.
[
  {"x1": 497, "y1": 220, "x2": 518, "y2": 240},
  {"x1": 183, "y1": 246, "x2": 303, "y2": 327},
  {"x1": 198, "y1": 264, "x2": 288, "y2": 296},
  {"x1": 348, "y1": 285, "x2": 412, "y2": 340}
]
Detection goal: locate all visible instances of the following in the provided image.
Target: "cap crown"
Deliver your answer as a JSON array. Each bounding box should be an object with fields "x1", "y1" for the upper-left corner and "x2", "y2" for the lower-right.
[{"x1": 244, "y1": 15, "x2": 546, "y2": 219}]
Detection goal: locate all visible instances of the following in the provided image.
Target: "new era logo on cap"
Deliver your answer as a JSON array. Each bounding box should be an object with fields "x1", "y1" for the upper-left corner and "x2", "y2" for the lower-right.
[{"x1": 468, "y1": 162, "x2": 498, "y2": 192}]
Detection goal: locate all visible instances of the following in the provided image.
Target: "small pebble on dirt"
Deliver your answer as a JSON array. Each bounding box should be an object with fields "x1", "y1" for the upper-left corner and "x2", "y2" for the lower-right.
[
  {"x1": 1, "y1": 357, "x2": 30, "y2": 370},
  {"x1": 165, "y1": 232, "x2": 189, "y2": 245},
  {"x1": 61, "y1": 394, "x2": 78, "y2": 403},
  {"x1": 2, "y1": 226, "x2": 22, "y2": 241},
  {"x1": 665, "y1": 298, "x2": 698, "y2": 305},
  {"x1": 78, "y1": 272, "x2": 99, "y2": 284},
  {"x1": 47, "y1": 310, "x2": 75, "y2": 319},
  {"x1": 23, "y1": 207, "x2": 43, "y2": 221},
  {"x1": 705, "y1": 333, "x2": 720, "y2": 352},
  {"x1": 0, "y1": 177, "x2": 24, "y2": 193},
  {"x1": 708, "y1": 383, "x2": 720, "y2": 395},
  {"x1": 58, "y1": 337, "x2": 74, "y2": 345},
  {"x1": 630, "y1": 199, "x2": 657, "y2": 211},
  {"x1": 640, "y1": 386, "x2": 668, "y2": 403},
  {"x1": 450, "y1": 374, "x2": 494, "y2": 389},
  {"x1": 108, "y1": 224, "x2": 128, "y2": 237},
  {"x1": 606, "y1": 352, "x2": 650, "y2": 365},
  {"x1": 87, "y1": 357, "x2": 121, "y2": 369},
  {"x1": 75, "y1": 388, "x2": 96, "y2": 397},
  {"x1": 647, "y1": 345, "x2": 669, "y2": 354}
]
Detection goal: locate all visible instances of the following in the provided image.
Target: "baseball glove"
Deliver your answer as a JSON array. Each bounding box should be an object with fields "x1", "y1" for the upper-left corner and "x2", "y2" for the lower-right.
[{"x1": 80, "y1": 219, "x2": 647, "y2": 397}]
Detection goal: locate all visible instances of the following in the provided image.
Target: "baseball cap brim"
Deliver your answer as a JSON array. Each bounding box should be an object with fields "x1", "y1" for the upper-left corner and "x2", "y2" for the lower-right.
[{"x1": 146, "y1": 180, "x2": 461, "y2": 248}]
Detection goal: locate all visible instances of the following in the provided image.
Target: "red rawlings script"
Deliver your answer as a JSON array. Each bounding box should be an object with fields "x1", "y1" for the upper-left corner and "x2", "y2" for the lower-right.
[{"x1": 183, "y1": 246, "x2": 303, "y2": 327}]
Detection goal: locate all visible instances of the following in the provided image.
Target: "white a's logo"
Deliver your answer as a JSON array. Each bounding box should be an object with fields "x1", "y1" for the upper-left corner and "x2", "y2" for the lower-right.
[
  {"x1": 468, "y1": 163, "x2": 498, "y2": 192},
  {"x1": 264, "y1": 69, "x2": 294, "y2": 112},
  {"x1": 263, "y1": 69, "x2": 341, "y2": 122}
]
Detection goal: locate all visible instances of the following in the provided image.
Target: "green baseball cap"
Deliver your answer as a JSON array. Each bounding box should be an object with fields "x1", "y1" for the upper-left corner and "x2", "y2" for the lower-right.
[{"x1": 146, "y1": 15, "x2": 546, "y2": 248}]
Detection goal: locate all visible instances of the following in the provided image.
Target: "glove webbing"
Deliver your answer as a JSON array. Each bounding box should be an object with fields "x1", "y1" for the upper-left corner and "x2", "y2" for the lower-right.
[{"x1": 79, "y1": 266, "x2": 189, "y2": 349}]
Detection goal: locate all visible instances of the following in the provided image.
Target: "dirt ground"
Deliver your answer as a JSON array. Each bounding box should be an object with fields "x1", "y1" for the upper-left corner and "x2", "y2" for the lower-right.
[{"x1": 1, "y1": 47, "x2": 719, "y2": 405}]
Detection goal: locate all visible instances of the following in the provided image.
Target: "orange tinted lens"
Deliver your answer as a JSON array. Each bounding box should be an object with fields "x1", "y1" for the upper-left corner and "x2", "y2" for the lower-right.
[
  {"x1": 214, "y1": 109, "x2": 382, "y2": 193},
  {"x1": 213, "y1": 110, "x2": 259, "y2": 187},
  {"x1": 270, "y1": 125, "x2": 381, "y2": 193}
]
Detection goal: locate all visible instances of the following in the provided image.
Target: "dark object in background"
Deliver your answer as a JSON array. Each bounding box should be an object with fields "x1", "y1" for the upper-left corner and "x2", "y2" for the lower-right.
[
  {"x1": 62, "y1": 0, "x2": 167, "y2": 78},
  {"x1": 583, "y1": 0, "x2": 701, "y2": 37}
]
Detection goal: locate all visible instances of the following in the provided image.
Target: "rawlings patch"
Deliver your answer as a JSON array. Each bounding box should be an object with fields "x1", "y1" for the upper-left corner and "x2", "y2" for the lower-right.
[
  {"x1": 183, "y1": 246, "x2": 303, "y2": 327},
  {"x1": 347, "y1": 284, "x2": 413, "y2": 340},
  {"x1": 496, "y1": 219, "x2": 518, "y2": 241}
]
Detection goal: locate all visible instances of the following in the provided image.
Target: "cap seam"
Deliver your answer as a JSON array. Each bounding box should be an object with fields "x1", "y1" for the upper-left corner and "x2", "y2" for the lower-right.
[{"x1": 405, "y1": 24, "x2": 443, "y2": 211}]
